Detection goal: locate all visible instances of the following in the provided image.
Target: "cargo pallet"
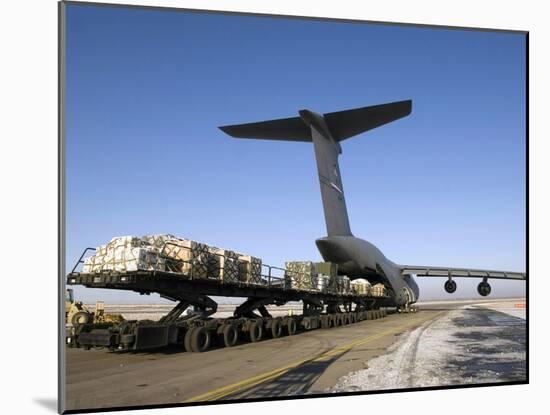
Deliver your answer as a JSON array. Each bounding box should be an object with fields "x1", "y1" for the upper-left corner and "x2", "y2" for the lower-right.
[{"x1": 66, "y1": 248, "x2": 390, "y2": 353}]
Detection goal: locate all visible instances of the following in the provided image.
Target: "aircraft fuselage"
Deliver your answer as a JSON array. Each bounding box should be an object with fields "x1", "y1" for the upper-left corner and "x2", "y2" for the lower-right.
[{"x1": 316, "y1": 236, "x2": 419, "y2": 307}]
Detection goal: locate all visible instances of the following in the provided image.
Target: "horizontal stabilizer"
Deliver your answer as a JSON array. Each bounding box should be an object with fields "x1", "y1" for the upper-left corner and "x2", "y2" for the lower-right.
[
  {"x1": 219, "y1": 116, "x2": 311, "y2": 142},
  {"x1": 324, "y1": 100, "x2": 412, "y2": 141},
  {"x1": 219, "y1": 100, "x2": 411, "y2": 142}
]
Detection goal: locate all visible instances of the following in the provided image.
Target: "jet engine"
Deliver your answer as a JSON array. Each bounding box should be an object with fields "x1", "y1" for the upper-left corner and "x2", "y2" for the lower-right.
[
  {"x1": 444, "y1": 279, "x2": 457, "y2": 294},
  {"x1": 477, "y1": 281, "x2": 491, "y2": 296}
]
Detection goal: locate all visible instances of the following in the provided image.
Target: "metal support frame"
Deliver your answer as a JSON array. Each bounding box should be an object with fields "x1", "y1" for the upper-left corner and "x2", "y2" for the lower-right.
[
  {"x1": 302, "y1": 298, "x2": 324, "y2": 316},
  {"x1": 160, "y1": 293, "x2": 218, "y2": 322},
  {"x1": 234, "y1": 297, "x2": 279, "y2": 318},
  {"x1": 158, "y1": 301, "x2": 191, "y2": 324}
]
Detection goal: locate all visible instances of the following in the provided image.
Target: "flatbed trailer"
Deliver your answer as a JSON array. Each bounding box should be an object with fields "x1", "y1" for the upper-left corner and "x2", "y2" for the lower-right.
[{"x1": 66, "y1": 250, "x2": 391, "y2": 353}]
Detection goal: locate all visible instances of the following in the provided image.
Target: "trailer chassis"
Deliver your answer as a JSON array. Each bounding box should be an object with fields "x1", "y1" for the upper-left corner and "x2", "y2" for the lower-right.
[{"x1": 67, "y1": 265, "x2": 390, "y2": 353}]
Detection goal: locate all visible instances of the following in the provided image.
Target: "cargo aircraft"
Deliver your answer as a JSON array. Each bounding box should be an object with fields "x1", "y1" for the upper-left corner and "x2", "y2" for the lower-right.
[{"x1": 220, "y1": 100, "x2": 526, "y2": 310}]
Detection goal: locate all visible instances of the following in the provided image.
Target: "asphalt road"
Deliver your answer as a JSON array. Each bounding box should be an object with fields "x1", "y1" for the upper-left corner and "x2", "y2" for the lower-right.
[{"x1": 64, "y1": 298, "x2": 526, "y2": 411}]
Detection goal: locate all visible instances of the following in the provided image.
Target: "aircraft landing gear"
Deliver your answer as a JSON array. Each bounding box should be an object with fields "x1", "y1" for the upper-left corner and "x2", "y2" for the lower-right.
[{"x1": 397, "y1": 303, "x2": 418, "y2": 313}]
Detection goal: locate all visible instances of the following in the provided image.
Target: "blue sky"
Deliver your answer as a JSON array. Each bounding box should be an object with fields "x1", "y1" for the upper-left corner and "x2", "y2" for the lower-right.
[{"x1": 65, "y1": 4, "x2": 526, "y2": 303}]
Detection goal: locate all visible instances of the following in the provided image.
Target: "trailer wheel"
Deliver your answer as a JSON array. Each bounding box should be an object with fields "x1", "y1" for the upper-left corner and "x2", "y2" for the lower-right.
[
  {"x1": 184, "y1": 328, "x2": 194, "y2": 352},
  {"x1": 222, "y1": 325, "x2": 238, "y2": 348},
  {"x1": 249, "y1": 320, "x2": 263, "y2": 342},
  {"x1": 271, "y1": 318, "x2": 283, "y2": 338},
  {"x1": 286, "y1": 318, "x2": 297, "y2": 336},
  {"x1": 190, "y1": 327, "x2": 211, "y2": 352}
]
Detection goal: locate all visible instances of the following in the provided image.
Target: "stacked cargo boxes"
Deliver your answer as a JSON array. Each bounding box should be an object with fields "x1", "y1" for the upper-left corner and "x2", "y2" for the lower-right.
[
  {"x1": 341, "y1": 276, "x2": 351, "y2": 294},
  {"x1": 316, "y1": 275, "x2": 330, "y2": 292},
  {"x1": 328, "y1": 275, "x2": 351, "y2": 294},
  {"x1": 209, "y1": 247, "x2": 240, "y2": 283},
  {"x1": 142, "y1": 234, "x2": 212, "y2": 278},
  {"x1": 81, "y1": 234, "x2": 268, "y2": 284},
  {"x1": 285, "y1": 261, "x2": 316, "y2": 291},
  {"x1": 315, "y1": 262, "x2": 338, "y2": 294},
  {"x1": 83, "y1": 236, "x2": 165, "y2": 273},
  {"x1": 141, "y1": 234, "x2": 177, "y2": 250},
  {"x1": 351, "y1": 278, "x2": 372, "y2": 295},
  {"x1": 237, "y1": 254, "x2": 263, "y2": 285},
  {"x1": 315, "y1": 262, "x2": 338, "y2": 278},
  {"x1": 372, "y1": 283, "x2": 386, "y2": 297},
  {"x1": 327, "y1": 275, "x2": 341, "y2": 294}
]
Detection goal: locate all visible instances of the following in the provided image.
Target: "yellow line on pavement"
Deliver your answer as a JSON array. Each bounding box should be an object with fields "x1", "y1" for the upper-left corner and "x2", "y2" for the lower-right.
[{"x1": 183, "y1": 311, "x2": 444, "y2": 403}]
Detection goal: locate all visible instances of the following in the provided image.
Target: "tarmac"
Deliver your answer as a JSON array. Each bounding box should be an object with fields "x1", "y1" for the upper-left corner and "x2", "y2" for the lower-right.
[{"x1": 64, "y1": 298, "x2": 526, "y2": 411}]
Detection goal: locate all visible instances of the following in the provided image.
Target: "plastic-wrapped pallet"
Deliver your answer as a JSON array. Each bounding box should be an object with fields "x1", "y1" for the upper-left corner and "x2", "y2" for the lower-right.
[
  {"x1": 142, "y1": 234, "x2": 211, "y2": 278},
  {"x1": 209, "y1": 247, "x2": 240, "y2": 282},
  {"x1": 285, "y1": 261, "x2": 316, "y2": 291},
  {"x1": 310, "y1": 273, "x2": 319, "y2": 292},
  {"x1": 315, "y1": 262, "x2": 338, "y2": 278},
  {"x1": 372, "y1": 283, "x2": 386, "y2": 297},
  {"x1": 93, "y1": 235, "x2": 143, "y2": 258},
  {"x1": 341, "y1": 276, "x2": 351, "y2": 294},
  {"x1": 351, "y1": 278, "x2": 372, "y2": 295},
  {"x1": 83, "y1": 236, "x2": 165, "y2": 273},
  {"x1": 327, "y1": 275, "x2": 338, "y2": 294},
  {"x1": 141, "y1": 234, "x2": 178, "y2": 250},
  {"x1": 317, "y1": 275, "x2": 330, "y2": 292},
  {"x1": 237, "y1": 254, "x2": 263, "y2": 285}
]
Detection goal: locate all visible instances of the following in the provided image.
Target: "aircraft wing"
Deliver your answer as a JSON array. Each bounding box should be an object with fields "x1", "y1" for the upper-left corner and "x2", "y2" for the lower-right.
[{"x1": 400, "y1": 265, "x2": 526, "y2": 280}]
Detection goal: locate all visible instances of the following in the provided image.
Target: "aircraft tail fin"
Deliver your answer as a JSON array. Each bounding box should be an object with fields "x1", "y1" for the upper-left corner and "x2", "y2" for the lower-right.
[{"x1": 219, "y1": 100, "x2": 412, "y2": 237}]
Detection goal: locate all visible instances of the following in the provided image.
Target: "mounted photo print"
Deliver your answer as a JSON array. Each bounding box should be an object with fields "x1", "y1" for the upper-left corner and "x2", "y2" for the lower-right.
[{"x1": 59, "y1": 1, "x2": 527, "y2": 413}]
